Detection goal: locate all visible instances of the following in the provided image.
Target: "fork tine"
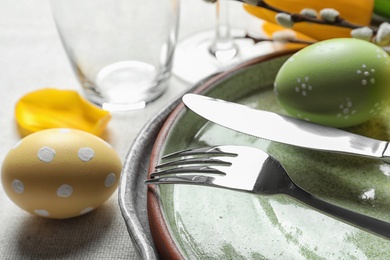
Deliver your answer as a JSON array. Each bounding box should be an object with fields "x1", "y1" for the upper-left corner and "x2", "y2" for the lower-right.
[
  {"x1": 153, "y1": 146, "x2": 235, "y2": 176},
  {"x1": 156, "y1": 157, "x2": 231, "y2": 169},
  {"x1": 145, "y1": 174, "x2": 218, "y2": 186},
  {"x1": 162, "y1": 146, "x2": 237, "y2": 160},
  {"x1": 151, "y1": 165, "x2": 225, "y2": 178}
]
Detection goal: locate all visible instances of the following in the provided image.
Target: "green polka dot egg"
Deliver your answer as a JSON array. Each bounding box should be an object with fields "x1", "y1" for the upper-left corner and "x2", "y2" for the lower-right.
[
  {"x1": 1, "y1": 128, "x2": 122, "y2": 219},
  {"x1": 274, "y1": 38, "x2": 390, "y2": 128}
]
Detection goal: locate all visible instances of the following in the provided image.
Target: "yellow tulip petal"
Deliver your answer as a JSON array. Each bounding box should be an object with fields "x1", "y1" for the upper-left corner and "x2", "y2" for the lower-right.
[
  {"x1": 15, "y1": 88, "x2": 111, "y2": 137},
  {"x1": 244, "y1": 0, "x2": 373, "y2": 41},
  {"x1": 291, "y1": 23, "x2": 353, "y2": 41}
]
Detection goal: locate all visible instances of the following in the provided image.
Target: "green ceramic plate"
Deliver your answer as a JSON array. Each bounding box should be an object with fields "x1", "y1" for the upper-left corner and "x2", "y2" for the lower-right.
[{"x1": 147, "y1": 50, "x2": 390, "y2": 259}]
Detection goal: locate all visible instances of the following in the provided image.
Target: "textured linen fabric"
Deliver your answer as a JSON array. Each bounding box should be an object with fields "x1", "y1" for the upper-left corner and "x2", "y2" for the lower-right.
[
  {"x1": 0, "y1": 0, "x2": 262, "y2": 258},
  {"x1": 0, "y1": 195, "x2": 137, "y2": 259}
]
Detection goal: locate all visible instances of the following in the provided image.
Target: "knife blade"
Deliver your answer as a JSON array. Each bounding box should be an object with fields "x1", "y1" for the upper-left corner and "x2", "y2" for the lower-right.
[{"x1": 182, "y1": 93, "x2": 390, "y2": 163}]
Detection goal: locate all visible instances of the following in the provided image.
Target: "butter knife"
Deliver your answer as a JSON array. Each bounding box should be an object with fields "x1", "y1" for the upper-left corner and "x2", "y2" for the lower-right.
[{"x1": 182, "y1": 94, "x2": 390, "y2": 163}]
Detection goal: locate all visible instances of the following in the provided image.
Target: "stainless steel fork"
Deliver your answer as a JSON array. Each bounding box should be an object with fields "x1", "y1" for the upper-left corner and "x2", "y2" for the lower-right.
[{"x1": 146, "y1": 145, "x2": 390, "y2": 239}]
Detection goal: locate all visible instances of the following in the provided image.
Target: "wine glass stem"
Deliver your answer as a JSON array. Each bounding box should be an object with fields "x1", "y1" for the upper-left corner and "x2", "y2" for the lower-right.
[{"x1": 209, "y1": 0, "x2": 238, "y2": 62}]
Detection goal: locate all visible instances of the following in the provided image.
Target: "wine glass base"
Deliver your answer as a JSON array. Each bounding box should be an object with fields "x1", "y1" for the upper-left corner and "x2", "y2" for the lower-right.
[{"x1": 172, "y1": 29, "x2": 277, "y2": 85}]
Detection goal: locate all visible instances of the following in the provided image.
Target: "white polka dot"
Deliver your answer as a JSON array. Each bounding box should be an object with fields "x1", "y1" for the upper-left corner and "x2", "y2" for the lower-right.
[
  {"x1": 12, "y1": 140, "x2": 22, "y2": 149},
  {"x1": 362, "y1": 79, "x2": 367, "y2": 85},
  {"x1": 105, "y1": 173, "x2": 116, "y2": 187},
  {"x1": 34, "y1": 209, "x2": 49, "y2": 217},
  {"x1": 12, "y1": 179, "x2": 24, "y2": 193},
  {"x1": 78, "y1": 147, "x2": 95, "y2": 162},
  {"x1": 364, "y1": 71, "x2": 370, "y2": 76},
  {"x1": 57, "y1": 184, "x2": 73, "y2": 197},
  {"x1": 58, "y1": 128, "x2": 71, "y2": 133},
  {"x1": 370, "y1": 78, "x2": 375, "y2": 84},
  {"x1": 38, "y1": 146, "x2": 56, "y2": 163},
  {"x1": 80, "y1": 207, "x2": 94, "y2": 215},
  {"x1": 356, "y1": 70, "x2": 361, "y2": 74}
]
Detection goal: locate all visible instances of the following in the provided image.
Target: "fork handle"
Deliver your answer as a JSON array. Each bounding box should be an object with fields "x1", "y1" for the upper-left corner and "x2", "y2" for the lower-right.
[{"x1": 287, "y1": 186, "x2": 390, "y2": 239}]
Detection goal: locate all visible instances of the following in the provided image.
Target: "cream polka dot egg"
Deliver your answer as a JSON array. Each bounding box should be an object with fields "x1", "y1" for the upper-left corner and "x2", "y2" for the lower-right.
[
  {"x1": 274, "y1": 38, "x2": 390, "y2": 127},
  {"x1": 1, "y1": 128, "x2": 122, "y2": 219}
]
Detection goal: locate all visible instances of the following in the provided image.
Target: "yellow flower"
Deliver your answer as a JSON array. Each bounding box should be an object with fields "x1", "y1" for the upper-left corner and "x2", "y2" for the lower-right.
[
  {"x1": 15, "y1": 88, "x2": 111, "y2": 137},
  {"x1": 244, "y1": 0, "x2": 374, "y2": 44}
]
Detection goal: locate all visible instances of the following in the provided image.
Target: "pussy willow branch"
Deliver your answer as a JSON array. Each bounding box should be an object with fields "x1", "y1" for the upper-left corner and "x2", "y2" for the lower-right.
[
  {"x1": 237, "y1": 33, "x2": 316, "y2": 45},
  {"x1": 236, "y1": 0, "x2": 378, "y2": 34}
]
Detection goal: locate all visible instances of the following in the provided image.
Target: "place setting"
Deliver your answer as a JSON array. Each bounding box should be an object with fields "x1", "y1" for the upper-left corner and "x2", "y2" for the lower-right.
[{"x1": 3, "y1": 0, "x2": 390, "y2": 259}]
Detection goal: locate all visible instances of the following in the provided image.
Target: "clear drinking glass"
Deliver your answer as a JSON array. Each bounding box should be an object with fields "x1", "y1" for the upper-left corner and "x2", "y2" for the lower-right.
[{"x1": 50, "y1": 0, "x2": 180, "y2": 111}]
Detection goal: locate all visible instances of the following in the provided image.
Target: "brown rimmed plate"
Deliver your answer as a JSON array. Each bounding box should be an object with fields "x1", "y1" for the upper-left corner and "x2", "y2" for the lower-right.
[{"x1": 120, "y1": 49, "x2": 390, "y2": 259}]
